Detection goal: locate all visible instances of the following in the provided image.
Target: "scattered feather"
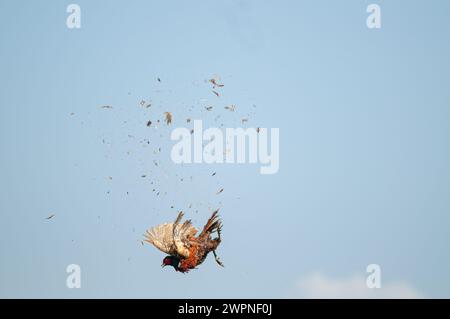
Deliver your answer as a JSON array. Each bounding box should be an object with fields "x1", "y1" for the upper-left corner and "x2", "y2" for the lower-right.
[
  {"x1": 164, "y1": 112, "x2": 172, "y2": 125},
  {"x1": 209, "y1": 78, "x2": 224, "y2": 88},
  {"x1": 224, "y1": 105, "x2": 236, "y2": 112}
]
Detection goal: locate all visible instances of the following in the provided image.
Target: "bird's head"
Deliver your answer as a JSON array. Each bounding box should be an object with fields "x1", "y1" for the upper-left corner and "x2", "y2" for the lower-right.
[{"x1": 162, "y1": 256, "x2": 180, "y2": 271}]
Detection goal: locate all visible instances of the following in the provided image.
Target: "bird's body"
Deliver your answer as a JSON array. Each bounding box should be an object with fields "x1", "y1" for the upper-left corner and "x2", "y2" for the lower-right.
[{"x1": 144, "y1": 211, "x2": 223, "y2": 273}]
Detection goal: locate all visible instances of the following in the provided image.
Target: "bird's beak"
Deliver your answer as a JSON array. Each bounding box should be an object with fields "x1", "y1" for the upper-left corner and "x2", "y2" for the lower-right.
[{"x1": 161, "y1": 263, "x2": 166, "y2": 268}]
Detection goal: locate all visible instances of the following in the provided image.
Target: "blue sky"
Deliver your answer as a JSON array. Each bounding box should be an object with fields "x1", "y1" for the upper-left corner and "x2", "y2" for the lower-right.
[{"x1": 1, "y1": 0, "x2": 450, "y2": 298}]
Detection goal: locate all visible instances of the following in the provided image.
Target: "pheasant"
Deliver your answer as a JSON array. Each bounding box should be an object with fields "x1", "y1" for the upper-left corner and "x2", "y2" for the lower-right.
[{"x1": 144, "y1": 210, "x2": 224, "y2": 273}]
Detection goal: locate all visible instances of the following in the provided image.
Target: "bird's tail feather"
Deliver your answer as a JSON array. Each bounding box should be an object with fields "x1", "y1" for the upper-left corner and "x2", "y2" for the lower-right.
[{"x1": 200, "y1": 210, "x2": 222, "y2": 238}]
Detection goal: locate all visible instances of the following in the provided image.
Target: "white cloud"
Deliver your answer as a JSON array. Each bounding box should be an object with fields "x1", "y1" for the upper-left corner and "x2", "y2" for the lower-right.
[{"x1": 289, "y1": 272, "x2": 424, "y2": 299}]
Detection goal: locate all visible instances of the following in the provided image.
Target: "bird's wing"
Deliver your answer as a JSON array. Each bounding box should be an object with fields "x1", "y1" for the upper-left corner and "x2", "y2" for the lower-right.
[
  {"x1": 144, "y1": 215, "x2": 198, "y2": 258},
  {"x1": 172, "y1": 212, "x2": 198, "y2": 258},
  {"x1": 144, "y1": 223, "x2": 178, "y2": 255}
]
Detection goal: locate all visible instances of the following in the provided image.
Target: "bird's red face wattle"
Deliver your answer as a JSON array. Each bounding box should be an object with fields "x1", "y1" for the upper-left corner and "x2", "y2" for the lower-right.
[
  {"x1": 162, "y1": 257, "x2": 172, "y2": 267},
  {"x1": 162, "y1": 256, "x2": 181, "y2": 272}
]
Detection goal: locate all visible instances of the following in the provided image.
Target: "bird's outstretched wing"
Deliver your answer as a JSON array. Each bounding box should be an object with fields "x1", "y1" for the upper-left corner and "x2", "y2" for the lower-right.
[
  {"x1": 144, "y1": 212, "x2": 198, "y2": 258},
  {"x1": 172, "y1": 212, "x2": 198, "y2": 258},
  {"x1": 144, "y1": 223, "x2": 178, "y2": 256}
]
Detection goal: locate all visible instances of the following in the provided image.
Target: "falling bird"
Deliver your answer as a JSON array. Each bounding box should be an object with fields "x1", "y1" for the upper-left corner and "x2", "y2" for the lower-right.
[{"x1": 144, "y1": 211, "x2": 224, "y2": 273}]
